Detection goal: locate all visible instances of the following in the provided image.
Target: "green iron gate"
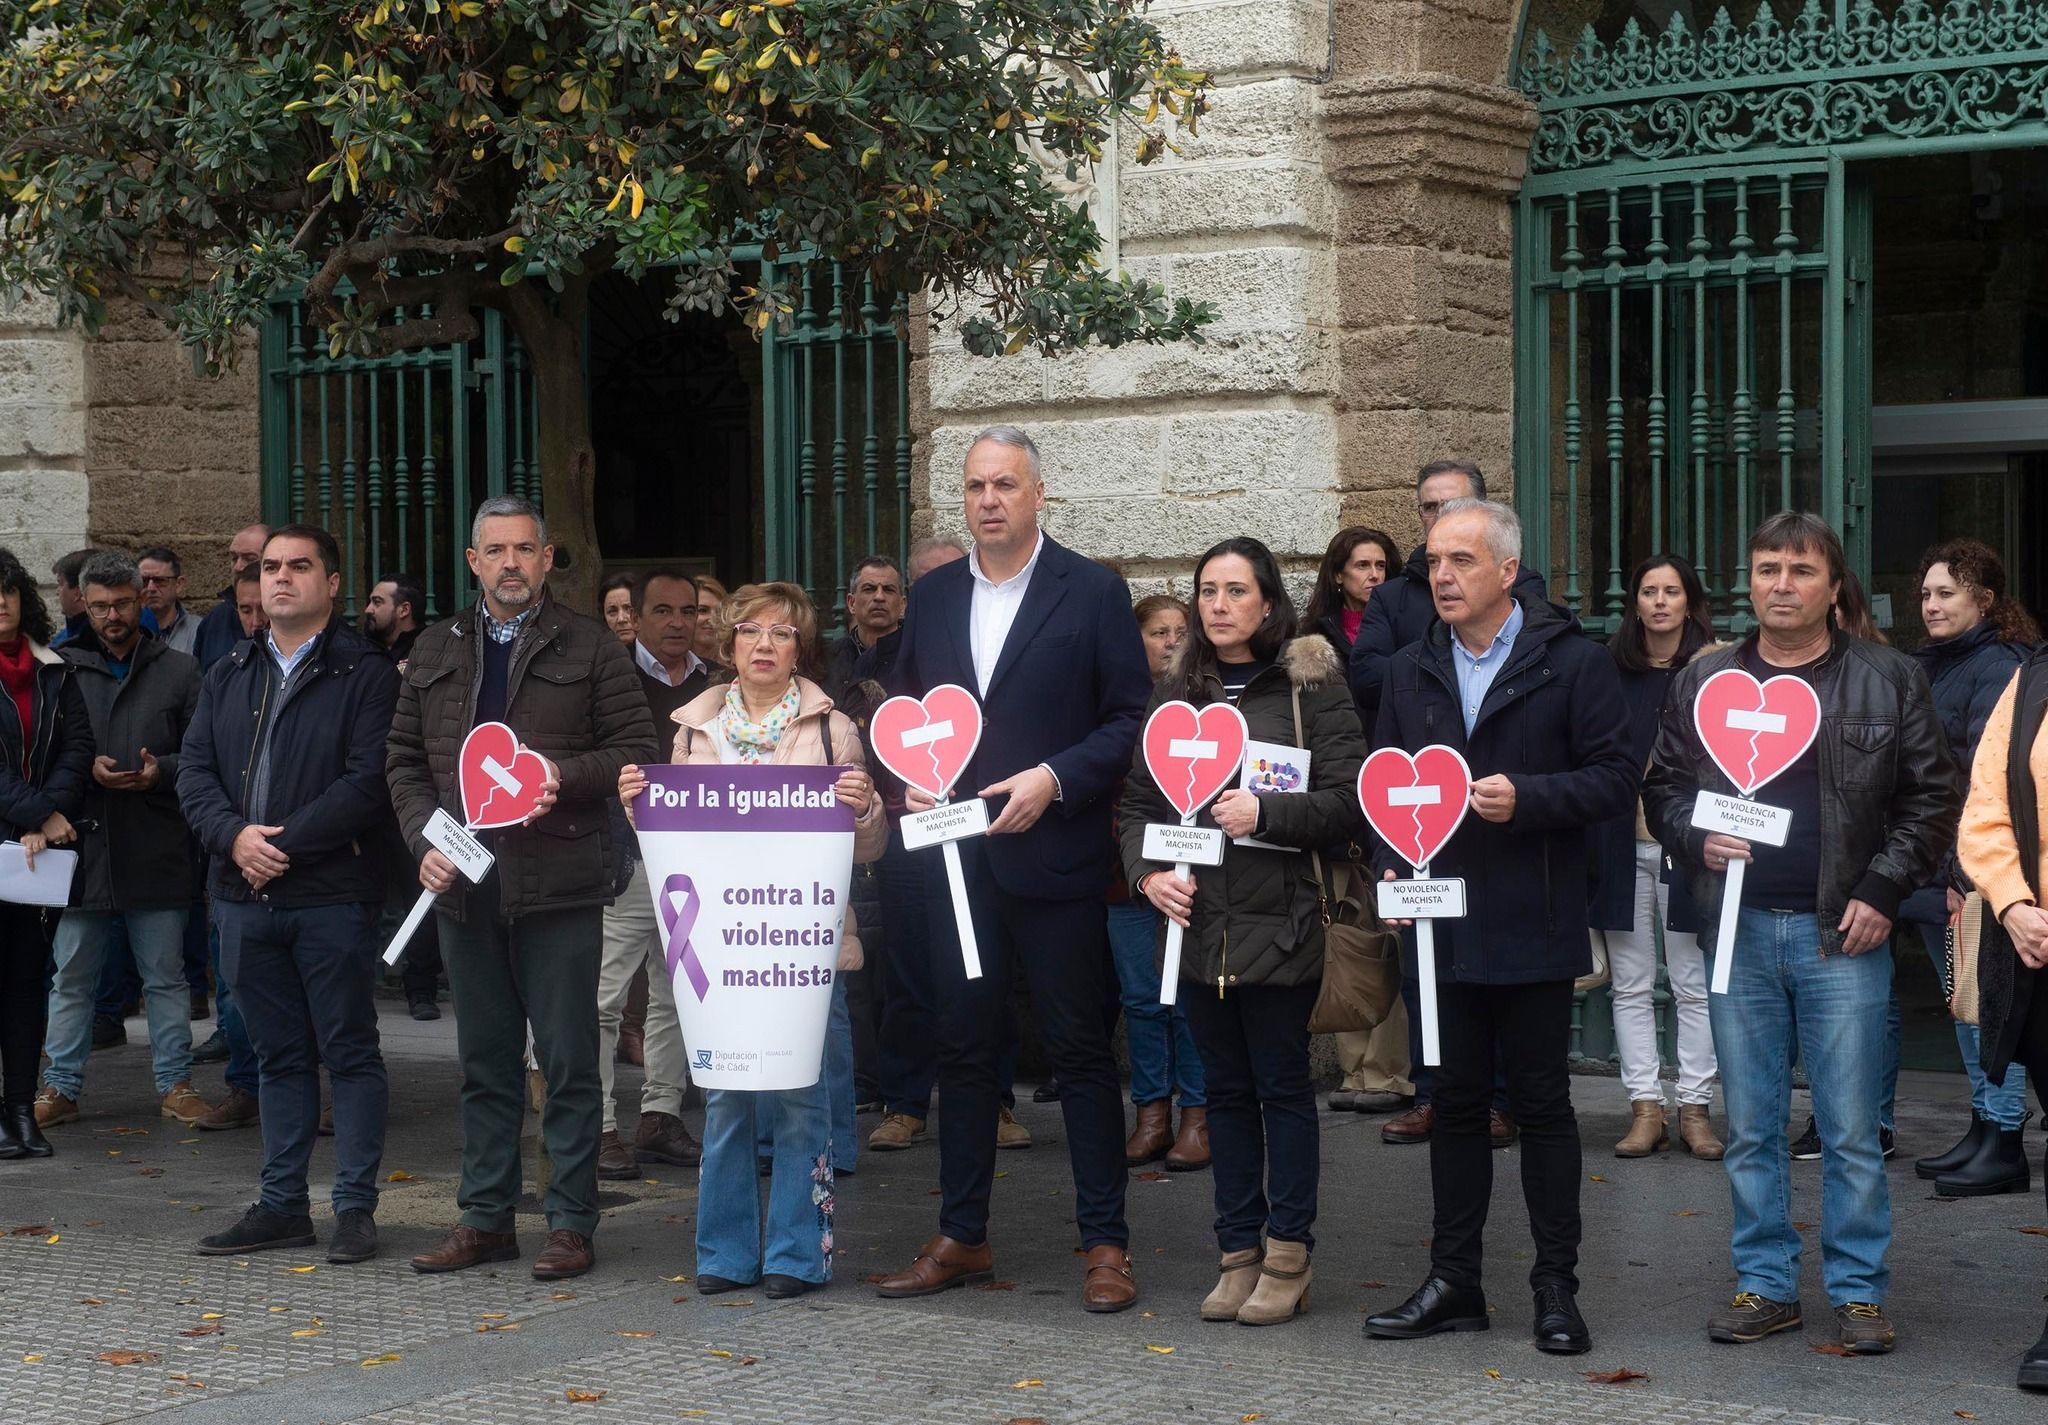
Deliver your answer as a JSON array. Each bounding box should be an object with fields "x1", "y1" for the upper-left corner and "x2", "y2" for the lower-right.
[
  {"x1": 260, "y1": 254, "x2": 912, "y2": 616},
  {"x1": 1510, "y1": 0, "x2": 2048, "y2": 1062}
]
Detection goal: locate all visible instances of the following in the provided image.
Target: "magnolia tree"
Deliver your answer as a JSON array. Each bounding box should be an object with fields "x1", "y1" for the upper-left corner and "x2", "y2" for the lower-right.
[{"x1": 0, "y1": 0, "x2": 1214, "y2": 596}]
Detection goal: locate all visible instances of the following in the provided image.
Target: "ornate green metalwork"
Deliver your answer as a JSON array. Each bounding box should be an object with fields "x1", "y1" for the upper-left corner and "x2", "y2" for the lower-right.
[{"x1": 1519, "y1": 0, "x2": 2048, "y2": 173}]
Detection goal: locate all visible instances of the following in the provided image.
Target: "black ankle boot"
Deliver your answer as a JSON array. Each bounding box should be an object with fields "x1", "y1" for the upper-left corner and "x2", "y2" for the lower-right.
[
  {"x1": 1915, "y1": 1114, "x2": 1989, "y2": 1180},
  {"x1": 1936, "y1": 1112, "x2": 2031, "y2": 1197},
  {"x1": 0, "y1": 1101, "x2": 24, "y2": 1160},
  {"x1": 2019, "y1": 1312, "x2": 2048, "y2": 1391},
  {"x1": 9, "y1": 1100, "x2": 51, "y2": 1158}
]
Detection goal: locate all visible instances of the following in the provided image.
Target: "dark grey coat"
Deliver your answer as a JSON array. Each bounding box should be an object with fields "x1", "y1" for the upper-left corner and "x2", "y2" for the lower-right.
[{"x1": 62, "y1": 634, "x2": 201, "y2": 911}]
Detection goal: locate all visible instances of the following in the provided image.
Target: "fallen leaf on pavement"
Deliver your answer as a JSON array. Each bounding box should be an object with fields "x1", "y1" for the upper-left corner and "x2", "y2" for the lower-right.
[
  {"x1": 476, "y1": 1323, "x2": 520, "y2": 1333},
  {"x1": 178, "y1": 1325, "x2": 223, "y2": 1338},
  {"x1": 8, "y1": 1224, "x2": 49, "y2": 1235},
  {"x1": 478, "y1": 1313, "x2": 507, "y2": 1320},
  {"x1": 361, "y1": 1354, "x2": 402, "y2": 1368},
  {"x1": 1243, "y1": 1415, "x2": 1265, "y2": 1422},
  {"x1": 1005, "y1": 1419, "x2": 1048, "y2": 1425},
  {"x1": 738, "y1": 1356, "x2": 759, "y2": 1366},
  {"x1": 112, "y1": 1126, "x2": 148, "y2": 1135},
  {"x1": 661, "y1": 1274, "x2": 691, "y2": 1283},
  {"x1": 1359, "y1": 1280, "x2": 1385, "y2": 1289},
  {"x1": 287, "y1": 1265, "x2": 317, "y2": 1274},
  {"x1": 713, "y1": 1300, "x2": 753, "y2": 1308},
  {"x1": 137, "y1": 1167, "x2": 164, "y2": 1178},
  {"x1": 549, "y1": 1292, "x2": 576, "y2": 1301},
  {"x1": 199, "y1": 1312, "x2": 224, "y2": 1321},
  {"x1": 617, "y1": 1331, "x2": 654, "y2": 1339},
  {"x1": 1956, "y1": 1411, "x2": 1979, "y2": 1419},
  {"x1": 21, "y1": 1354, "x2": 42, "y2": 1363},
  {"x1": 78, "y1": 1297, "x2": 105, "y2": 1306},
  {"x1": 564, "y1": 1388, "x2": 607, "y2": 1403},
  {"x1": 1671, "y1": 1209, "x2": 1700, "y2": 1217},
  {"x1": 707, "y1": 1350, "x2": 733, "y2": 1359},
  {"x1": 1588, "y1": 1174, "x2": 1608, "y2": 1183},
  {"x1": 97, "y1": 1351, "x2": 160, "y2": 1366},
  {"x1": 1140, "y1": 1311, "x2": 1156, "y2": 1319},
  {"x1": 976, "y1": 1281, "x2": 1018, "y2": 1292},
  {"x1": 1013, "y1": 1379, "x2": 1045, "y2": 1389},
  {"x1": 1134, "y1": 1171, "x2": 1169, "y2": 1182},
  {"x1": 1809, "y1": 1343, "x2": 1856, "y2": 1357},
  {"x1": 44, "y1": 1234, "x2": 59, "y2": 1244},
  {"x1": 2020, "y1": 1227, "x2": 2048, "y2": 1238},
  {"x1": 1144, "y1": 1344, "x2": 1174, "y2": 1355},
  {"x1": 1484, "y1": 1368, "x2": 1502, "y2": 1380},
  {"x1": 385, "y1": 1170, "x2": 414, "y2": 1182},
  {"x1": 673, "y1": 1297, "x2": 687, "y2": 1304},
  {"x1": 290, "y1": 1329, "x2": 323, "y2": 1338},
  {"x1": 1584, "y1": 1367, "x2": 1647, "y2": 1384}
]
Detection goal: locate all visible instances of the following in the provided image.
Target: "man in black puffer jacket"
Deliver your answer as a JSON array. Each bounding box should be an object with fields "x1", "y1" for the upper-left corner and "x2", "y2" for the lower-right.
[
  {"x1": 1362, "y1": 499, "x2": 1635, "y2": 1358},
  {"x1": 178, "y1": 525, "x2": 400, "y2": 1266}
]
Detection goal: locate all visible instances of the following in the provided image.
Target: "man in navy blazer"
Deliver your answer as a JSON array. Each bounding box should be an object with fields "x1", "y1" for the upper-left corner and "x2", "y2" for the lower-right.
[{"x1": 873, "y1": 425, "x2": 1152, "y2": 1312}]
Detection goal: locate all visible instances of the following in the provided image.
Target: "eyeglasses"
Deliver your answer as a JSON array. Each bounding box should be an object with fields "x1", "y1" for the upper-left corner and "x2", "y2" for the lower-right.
[
  {"x1": 86, "y1": 598, "x2": 140, "y2": 618},
  {"x1": 733, "y1": 622, "x2": 800, "y2": 646},
  {"x1": 139, "y1": 573, "x2": 179, "y2": 586}
]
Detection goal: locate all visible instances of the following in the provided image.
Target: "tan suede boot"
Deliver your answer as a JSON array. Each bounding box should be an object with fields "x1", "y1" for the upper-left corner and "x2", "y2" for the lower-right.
[
  {"x1": 1236, "y1": 1238, "x2": 1311, "y2": 1325},
  {"x1": 1677, "y1": 1103, "x2": 1726, "y2": 1160},
  {"x1": 1200, "y1": 1248, "x2": 1263, "y2": 1322},
  {"x1": 1614, "y1": 1100, "x2": 1669, "y2": 1157}
]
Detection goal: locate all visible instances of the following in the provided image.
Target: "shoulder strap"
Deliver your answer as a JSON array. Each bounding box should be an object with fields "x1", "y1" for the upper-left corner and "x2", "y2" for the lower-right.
[
  {"x1": 1291, "y1": 681, "x2": 1332, "y2": 917},
  {"x1": 815, "y1": 709, "x2": 834, "y2": 763},
  {"x1": 2010, "y1": 655, "x2": 2048, "y2": 899}
]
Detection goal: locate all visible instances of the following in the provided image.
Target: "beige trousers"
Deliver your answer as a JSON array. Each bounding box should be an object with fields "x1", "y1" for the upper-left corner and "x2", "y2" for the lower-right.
[{"x1": 598, "y1": 860, "x2": 688, "y2": 1130}]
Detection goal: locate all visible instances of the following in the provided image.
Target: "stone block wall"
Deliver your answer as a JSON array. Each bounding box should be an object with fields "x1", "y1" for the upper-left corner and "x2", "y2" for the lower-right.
[
  {"x1": 0, "y1": 295, "x2": 90, "y2": 600},
  {"x1": 911, "y1": 0, "x2": 1532, "y2": 594}
]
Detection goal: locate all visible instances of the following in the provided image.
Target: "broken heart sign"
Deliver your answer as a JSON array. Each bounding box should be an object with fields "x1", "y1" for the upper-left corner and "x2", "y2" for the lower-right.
[
  {"x1": 1693, "y1": 668, "x2": 1822, "y2": 797},
  {"x1": 1141, "y1": 701, "x2": 1250, "y2": 820},
  {"x1": 458, "y1": 722, "x2": 552, "y2": 829},
  {"x1": 1357, "y1": 745, "x2": 1472, "y2": 871},
  {"x1": 869, "y1": 685, "x2": 983, "y2": 800}
]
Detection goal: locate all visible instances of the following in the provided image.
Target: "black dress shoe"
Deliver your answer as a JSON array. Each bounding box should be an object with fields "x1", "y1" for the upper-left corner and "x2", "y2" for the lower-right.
[
  {"x1": 408, "y1": 995, "x2": 441, "y2": 1022},
  {"x1": 9, "y1": 1101, "x2": 51, "y2": 1158},
  {"x1": 1364, "y1": 1276, "x2": 1489, "y2": 1339},
  {"x1": 2019, "y1": 1313, "x2": 2048, "y2": 1391},
  {"x1": 191, "y1": 1029, "x2": 229, "y2": 1065},
  {"x1": 1032, "y1": 1080, "x2": 1062, "y2": 1104},
  {"x1": 1532, "y1": 1283, "x2": 1591, "y2": 1354},
  {"x1": 695, "y1": 1274, "x2": 755, "y2": 1296},
  {"x1": 762, "y1": 1273, "x2": 821, "y2": 1299}
]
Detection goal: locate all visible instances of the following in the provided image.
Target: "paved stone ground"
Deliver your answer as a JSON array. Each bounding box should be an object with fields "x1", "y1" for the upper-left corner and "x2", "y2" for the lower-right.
[{"x1": 4, "y1": 1001, "x2": 2047, "y2": 1425}]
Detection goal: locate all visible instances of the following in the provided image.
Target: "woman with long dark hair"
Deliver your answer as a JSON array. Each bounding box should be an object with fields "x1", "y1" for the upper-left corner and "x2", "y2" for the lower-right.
[
  {"x1": 1896, "y1": 539, "x2": 2039, "y2": 1195},
  {"x1": 1118, "y1": 538, "x2": 1366, "y2": 1325},
  {"x1": 0, "y1": 547, "x2": 92, "y2": 1159},
  {"x1": 1597, "y1": 555, "x2": 1721, "y2": 1158},
  {"x1": 1303, "y1": 527, "x2": 1401, "y2": 660}
]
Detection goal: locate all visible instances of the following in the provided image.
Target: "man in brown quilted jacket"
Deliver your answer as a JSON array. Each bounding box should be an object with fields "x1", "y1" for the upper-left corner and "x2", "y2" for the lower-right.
[{"x1": 385, "y1": 495, "x2": 656, "y2": 1282}]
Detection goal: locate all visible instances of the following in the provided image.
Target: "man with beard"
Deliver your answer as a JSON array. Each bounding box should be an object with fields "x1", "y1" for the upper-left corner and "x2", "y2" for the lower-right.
[
  {"x1": 387, "y1": 496, "x2": 654, "y2": 1282},
  {"x1": 363, "y1": 574, "x2": 426, "y2": 667}
]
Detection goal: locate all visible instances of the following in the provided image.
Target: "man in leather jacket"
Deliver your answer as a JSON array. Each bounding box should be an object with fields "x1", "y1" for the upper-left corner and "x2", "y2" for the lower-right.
[{"x1": 1645, "y1": 512, "x2": 1960, "y2": 1356}]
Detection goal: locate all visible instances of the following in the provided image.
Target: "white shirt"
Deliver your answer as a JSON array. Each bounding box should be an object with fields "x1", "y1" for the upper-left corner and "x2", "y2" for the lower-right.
[
  {"x1": 967, "y1": 531, "x2": 1044, "y2": 696},
  {"x1": 634, "y1": 640, "x2": 704, "y2": 688}
]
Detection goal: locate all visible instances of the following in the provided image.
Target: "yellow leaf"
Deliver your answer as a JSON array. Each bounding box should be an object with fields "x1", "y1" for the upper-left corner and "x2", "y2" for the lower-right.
[
  {"x1": 1143, "y1": 1344, "x2": 1174, "y2": 1355},
  {"x1": 1242, "y1": 1417, "x2": 1264, "y2": 1423},
  {"x1": 930, "y1": 159, "x2": 948, "y2": 177},
  {"x1": 43, "y1": 1234, "x2": 58, "y2": 1244},
  {"x1": 478, "y1": 1313, "x2": 508, "y2": 1320},
  {"x1": 200, "y1": 1312, "x2": 224, "y2": 1321},
  {"x1": 565, "y1": 1388, "x2": 607, "y2": 1403},
  {"x1": 504, "y1": 236, "x2": 525, "y2": 253},
  {"x1": 661, "y1": 1274, "x2": 691, "y2": 1283},
  {"x1": 629, "y1": 180, "x2": 645, "y2": 220},
  {"x1": 1012, "y1": 1380, "x2": 1044, "y2": 1389},
  {"x1": 1484, "y1": 1368, "x2": 1502, "y2": 1380},
  {"x1": 707, "y1": 1349, "x2": 734, "y2": 1359},
  {"x1": 802, "y1": 131, "x2": 829, "y2": 151},
  {"x1": 617, "y1": 139, "x2": 637, "y2": 164},
  {"x1": 606, "y1": 181, "x2": 627, "y2": 213},
  {"x1": 290, "y1": 1329, "x2": 323, "y2": 1338},
  {"x1": 288, "y1": 1265, "x2": 317, "y2": 1274},
  {"x1": 616, "y1": 1331, "x2": 653, "y2": 1338},
  {"x1": 22, "y1": 1355, "x2": 42, "y2": 1363},
  {"x1": 361, "y1": 1353, "x2": 402, "y2": 1367},
  {"x1": 385, "y1": 1170, "x2": 413, "y2": 1182}
]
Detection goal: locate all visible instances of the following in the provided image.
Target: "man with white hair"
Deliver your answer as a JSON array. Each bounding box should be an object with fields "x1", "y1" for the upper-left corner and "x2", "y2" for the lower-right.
[{"x1": 1362, "y1": 498, "x2": 1636, "y2": 1356}]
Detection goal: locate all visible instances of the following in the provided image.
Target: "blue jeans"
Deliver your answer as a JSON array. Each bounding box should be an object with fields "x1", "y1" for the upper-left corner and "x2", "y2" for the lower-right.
[
  {"x1": 217, "y1": 899, "x2": 387, "y2": 1218},
  {"x1": 701, "y1": 1083, "x2": 834, "y2": 1284},
  {"x1": 45, "y1": 908, "x2": 191, "y2": 1098},
  {"x1": 1712, "y1": 909, "x2": 1892, "y2": 1307},
  {"x1": 825, "y1": 974, "x2": 857, "y2": 1172},
  {"x1": 209, "y1": 921, "x2": 259, "y2": 1096},
  {"x1": 1888, "y1": 897, "x2": 2027, "y2": 1130},
  {"x1": 1106, "y1": 902, "x2": 1205, "y2": 1106}
]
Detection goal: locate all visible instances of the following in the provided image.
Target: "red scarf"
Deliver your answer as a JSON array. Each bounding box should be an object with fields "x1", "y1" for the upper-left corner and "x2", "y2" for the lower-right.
[{"x1": 0, "y1": 638, "x2": 34, "y2": 773}]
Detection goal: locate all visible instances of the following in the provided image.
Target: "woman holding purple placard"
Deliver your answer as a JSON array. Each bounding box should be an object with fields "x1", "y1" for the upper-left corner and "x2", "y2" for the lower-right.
[{"x1": 619, "y1": 582, "x2": 885, "y2": 1298}]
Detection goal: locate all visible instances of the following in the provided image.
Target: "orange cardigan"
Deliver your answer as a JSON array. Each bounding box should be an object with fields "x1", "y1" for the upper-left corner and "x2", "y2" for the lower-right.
[{"x1": 1958, "y1": 670, "x2": 2048, "y2": 916}]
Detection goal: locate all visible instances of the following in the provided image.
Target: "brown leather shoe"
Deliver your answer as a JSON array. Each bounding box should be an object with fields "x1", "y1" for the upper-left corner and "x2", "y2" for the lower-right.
[
  {"x1": 597, "y1": 1129, "x2": 639, "y2": 1180},
  {"x1": 1490, "y1": 1110, "x2": 1519, "y2": 1149},
  {"x1": 159, "y1": 1082, "x2": 211, "y2": 1126},
  {"x1": 532, "y1": 1228, "x2": 594, "y2": 1281},
  {"x1": 1082, "y1": 1244, "x2": 1138, "y2": 1313},
  {"x1": 1124, "y1": 1101, "x2": 1172, "y2": 1165},
  {"x1": 1382, "y1": 1103, "x2": 1434, "y2": 1144},
  {"x1": 873, "y1": 1234, "x2": 994, "y2": 1297},
  {"x1": 867, "y1": 1113, "x2": 926, "y2": 1151},
  {"x1": 194, "y1": 1087, "x2": 259, "y2": 1131},
  {"x1": 411, "y1": 1225, "x2": 519, "y2": 1275},
  {"x1": 1165, "y1": 1106, "x2": 1211, "y2": 1172},
  {"x1": 635, "y1": 1110, "x2": 702, "y2": 1166},
  {"x1": 995, "y1": 1105, "x2": 1032, "y2": 1150}
]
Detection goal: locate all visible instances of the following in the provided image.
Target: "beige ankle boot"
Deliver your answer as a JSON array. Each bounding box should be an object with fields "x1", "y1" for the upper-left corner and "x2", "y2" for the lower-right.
[
  {"x1": 1677, "y1": 1103, "x2": 1725, "y2": 1160},
  {"x1": 1236, "y1": 1238, "x2": 1311, "y2": 1325},
  {"x1": 1614, "y1": 1100, "x2": 1669, "y2": 1157},
  {"x1": 1201, "y1": 1248, "x2": 1263, "y2": 1321}
]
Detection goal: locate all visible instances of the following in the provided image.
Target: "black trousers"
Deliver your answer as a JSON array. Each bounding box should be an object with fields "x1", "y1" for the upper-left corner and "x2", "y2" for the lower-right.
[
  {"x1": 1430, "y1": 977, "x2": 1581, "y2": 1294},
  {"x1": 1182, "y1": 980, "x2": 1319, "y2": 1253},
  {"x1": 926, "y1": 840, "x2": 1127, "y2": 1248},
  {"x1": 2010, "y1": 984, "x2": 2048, "y2": 1209},
  {"x1": 0, "y1": 905, "x2": 51, "y2": 1104}
]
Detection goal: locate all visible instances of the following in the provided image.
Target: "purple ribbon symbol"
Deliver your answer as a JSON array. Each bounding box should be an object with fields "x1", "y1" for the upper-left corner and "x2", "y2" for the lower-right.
[{"x1": 659, "y1": 873, "x2": 710, "y2": 1002}]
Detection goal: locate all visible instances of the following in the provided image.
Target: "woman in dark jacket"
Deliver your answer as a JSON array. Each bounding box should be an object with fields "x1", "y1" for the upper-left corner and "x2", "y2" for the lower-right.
[
  {"x1": 1898, "y1": 539, "x2": 2038, "y2": 1194},
  {"x1": 1303, "y1": 526, "x2": 1401, "y2": 662},
  {"x1": 1592, "y1": 555, "x2": 1721, "y2": 1160},
  {"x1": 0, "y1": 547, "x2": 93, "y2": 1160},
  {"x1": 1118, "y1": 538, "x2": 1367, "y2": 1327}
]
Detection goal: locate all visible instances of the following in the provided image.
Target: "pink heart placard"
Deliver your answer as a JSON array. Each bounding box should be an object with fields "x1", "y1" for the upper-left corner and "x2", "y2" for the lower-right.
[
  {"x1": 869, "y1": 685, "x2": 984, "y2": 800},
  {"x1": 1358, "y1": 745, "x2": 1472, "y2": 871},
  {"x1": 1142, "y1": 701, "x2": 1250, "y2": 820},
  {"x1": 459, "y1": 721, "x2": 552, "y2": 829},
  {"x1": 1693, "y1": 668, "x2": 1822, "y2": 797}
]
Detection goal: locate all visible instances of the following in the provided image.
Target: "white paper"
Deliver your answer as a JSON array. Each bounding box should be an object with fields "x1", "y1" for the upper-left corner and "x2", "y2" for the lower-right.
[
  {"x1": 0, "y1": 842, "x2": 75, "y2": 907},
  {"x1": 900, "y1": 796, "x2": 990, "y2": 851},
  {"x1": 1376, "y1": 877, "x2": 1467, "y2": 919},
  {"x1": 1143, "y1": 822, "x2": 1226, "y2": 867},
  {"x1": 1690, "y1": 791, "x2": 1793, "y2": 848},
  {"x1": 1236, "y1": 739, "x2": 1310, "y2": 849},
  {"x1": 424, "y1": 808, "x2": 495, "y2": 883}
]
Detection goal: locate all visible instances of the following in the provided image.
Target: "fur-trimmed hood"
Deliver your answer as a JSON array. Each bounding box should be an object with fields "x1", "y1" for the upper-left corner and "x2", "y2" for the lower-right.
[{"x1": 1169, "y1": 632, "x2": 1345, "y2": 692}]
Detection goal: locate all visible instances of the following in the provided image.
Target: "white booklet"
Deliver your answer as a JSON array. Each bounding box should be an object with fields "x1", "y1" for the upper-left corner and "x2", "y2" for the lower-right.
[
  {"x1": 0, "y1": 841, "x2": 77, "y2": 908},
  {"x1": 1235, "y1": 739, "x2": 1311, "y2": 850}
]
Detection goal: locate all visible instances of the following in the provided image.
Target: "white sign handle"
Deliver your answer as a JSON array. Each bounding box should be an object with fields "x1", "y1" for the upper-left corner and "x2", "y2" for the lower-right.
[
  {"x1": 940, "y1": 837, "x2": 983, "y2": 981},
  {"x1": 381, "y1": 885, "x2": 439, "y2": 966},
  {"x1": 1415, "y1": 861, "x2": 1441, "y2": 1066},
  {"x1": 1710, "y1": 856, "x2": 1744, "y2": 995},
  {"x1": 1158, "y1": 810, "x2": 1201, "y2": 1007}
]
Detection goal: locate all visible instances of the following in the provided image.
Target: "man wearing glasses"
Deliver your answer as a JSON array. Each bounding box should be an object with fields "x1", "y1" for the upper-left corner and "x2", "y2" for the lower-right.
[
  {"x1": 137, "y1": 547, "x2": 199, "y2": 657},
  {"x1": 37, "y1": 552, "x2": 214, "y2": 1133}
]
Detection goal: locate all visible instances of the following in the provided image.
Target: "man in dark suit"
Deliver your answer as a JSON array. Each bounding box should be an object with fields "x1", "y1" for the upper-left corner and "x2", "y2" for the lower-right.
[{"x1": 873, "y1": 424, "x2": 1152, "y2": 1313}]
